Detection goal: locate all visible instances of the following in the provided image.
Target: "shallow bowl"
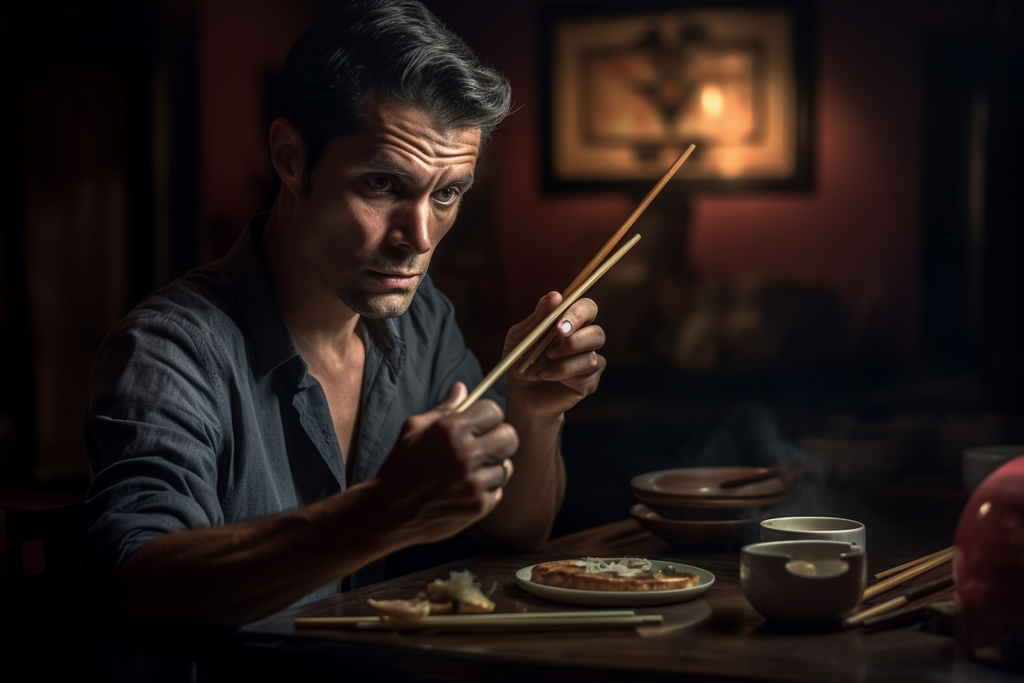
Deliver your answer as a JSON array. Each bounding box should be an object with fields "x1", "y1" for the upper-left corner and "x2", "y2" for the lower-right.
[
  {"x1": 630, "y1": 504, "x2": 759, "y2": 550},
  {"x1": 630, "y1": 467, "x2": 786, "y2": 505}
]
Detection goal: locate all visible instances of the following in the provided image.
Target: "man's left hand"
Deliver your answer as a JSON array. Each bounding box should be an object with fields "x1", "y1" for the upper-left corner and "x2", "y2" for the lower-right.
[{"x1": 503, "y1": 292, "x2": 606, "y2": 418}]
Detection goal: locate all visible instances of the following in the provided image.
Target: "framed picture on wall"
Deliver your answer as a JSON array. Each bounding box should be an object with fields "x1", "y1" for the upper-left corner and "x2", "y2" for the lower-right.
[{"x1": 539, "y1": 0, "x2": 815, "y2": 193}]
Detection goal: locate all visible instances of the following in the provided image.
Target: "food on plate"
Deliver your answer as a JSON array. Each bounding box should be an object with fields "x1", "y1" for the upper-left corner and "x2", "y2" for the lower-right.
[
  {"x1": 421, "y1": 570, "x2": 496, "y2": 613},
  {"x1": 531, "y1": 557, "x2": 699, "y2": 591},
  {"x1": 366, "y1": 570, "x2": 495, "y2": 621},
  {"x1": 365, "y1": 598, "x2": 432, "y2": 622}
]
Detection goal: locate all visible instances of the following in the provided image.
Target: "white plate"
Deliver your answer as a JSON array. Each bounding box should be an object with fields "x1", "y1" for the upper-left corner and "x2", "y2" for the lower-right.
[{"x1": 515, "y1": 558, "x2": 715, "y2": 607}]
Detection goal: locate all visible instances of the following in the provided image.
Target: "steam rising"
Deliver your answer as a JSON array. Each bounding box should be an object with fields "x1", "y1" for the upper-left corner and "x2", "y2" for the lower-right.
[{"x1": 676, "y1": 402, "x2": 831, "y2": 525}]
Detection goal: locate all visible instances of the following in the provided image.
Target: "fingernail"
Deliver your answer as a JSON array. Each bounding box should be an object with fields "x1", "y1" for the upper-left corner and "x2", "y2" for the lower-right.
[{"x1": 559, "y1": 320, "x2": 572, "y2": 334}]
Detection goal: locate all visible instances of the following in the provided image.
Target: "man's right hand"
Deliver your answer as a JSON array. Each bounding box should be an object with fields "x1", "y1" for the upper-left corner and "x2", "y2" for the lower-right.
[
  {"x1": 111, "y1": 383, "x2": 518, "y2": 626},
  {"x1": 371, "y1": 382, "x2": 519, "y2": 546}
]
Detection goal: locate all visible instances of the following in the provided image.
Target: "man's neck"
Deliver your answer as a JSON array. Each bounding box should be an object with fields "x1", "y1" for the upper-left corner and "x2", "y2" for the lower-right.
[
  {"x1": 259, "y1": 200, "x2": 363, "y2": 360},
  {"x1": 260, "y1": 199, "x2": 367, "y2": 468}
]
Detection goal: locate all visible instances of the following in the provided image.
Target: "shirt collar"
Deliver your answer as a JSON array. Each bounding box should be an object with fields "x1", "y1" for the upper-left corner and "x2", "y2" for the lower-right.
[
  {"x1": 226, "y1": 213, "x2": 406, "y2": 381},
  {"x1": 225, "y1": 213, "x2": 303, "y2": 379}
]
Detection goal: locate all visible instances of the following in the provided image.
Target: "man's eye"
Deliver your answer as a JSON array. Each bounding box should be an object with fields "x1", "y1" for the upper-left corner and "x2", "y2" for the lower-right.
[
  {"x1": 366, "y1": 176, "x2": 393, "y2": 192},
  {"x1": 433, "y1": 186, "x2": 460, "y2": 206}
]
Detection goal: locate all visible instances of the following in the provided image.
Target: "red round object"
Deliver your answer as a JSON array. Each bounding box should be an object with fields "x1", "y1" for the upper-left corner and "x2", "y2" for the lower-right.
[{"x1": 954, "y1": 454, "x2": 1024, "y2": 667}]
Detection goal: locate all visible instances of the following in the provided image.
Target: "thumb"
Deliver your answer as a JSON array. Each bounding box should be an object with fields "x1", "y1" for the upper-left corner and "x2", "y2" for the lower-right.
[
  {"x1": 437, "y1": 381, "x2": 469, "y2": 411},
  {"x1": 532, "y1": 291, "x2": 562, "y2": 322},
  {"x1": 505, "y1": 292, "x2": 562, "y2": 353},
  {"x1": 402, "y1": 382, "x2": 468, "y2": 436}
]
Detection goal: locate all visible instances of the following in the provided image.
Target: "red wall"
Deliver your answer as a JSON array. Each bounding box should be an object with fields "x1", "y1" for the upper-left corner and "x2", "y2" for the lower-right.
[
  {"x1": 197, "y1": 0, "x2": 988, "y2": 366},
  {"x1": 431, "y1": 0, "x2": 987, "y2": 366},
  {"x1": 199, "y1": 0, "x2": 315, "y2": 262}
]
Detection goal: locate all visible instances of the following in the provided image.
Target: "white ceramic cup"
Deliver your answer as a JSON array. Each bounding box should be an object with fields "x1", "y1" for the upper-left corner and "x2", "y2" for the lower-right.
[
  {"x1": 760, "y1": 516, "x2": 866, "y2": 552},
  {"x1": 741, "y1": 540, "x2": 866, "y2": 621},
  {"x1": 963, "y1": 445, "x2": 1024, "y2": 493}
]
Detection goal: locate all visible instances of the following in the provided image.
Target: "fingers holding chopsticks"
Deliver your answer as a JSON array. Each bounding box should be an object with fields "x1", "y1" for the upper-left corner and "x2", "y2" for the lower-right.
[
  {"x1": 534, "y1": 313, "x2": 606, "y2": 386},
  {"x1": 375, "y1": 383, "x2": 520, "y2": 542},
  {"x1": 540, "y1": 297, "x2": 604, "y2": 360},
  {"x1": 502, "y1": 292, "x2": 563, "y2": 358},
  {"x1": 504, "y1": 293, "x2": 606, "y2": 417},
  {"x1": 507, "y1": 294, "x2": 604, "y2": 370}
]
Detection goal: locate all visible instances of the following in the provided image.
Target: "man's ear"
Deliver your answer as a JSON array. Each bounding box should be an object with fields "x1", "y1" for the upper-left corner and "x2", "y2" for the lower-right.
[{"x1": 269, "y1": 117, "x2": 306, "y2": 197}]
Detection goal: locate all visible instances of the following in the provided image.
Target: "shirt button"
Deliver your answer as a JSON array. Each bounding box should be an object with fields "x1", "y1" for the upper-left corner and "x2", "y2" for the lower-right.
[{"x1": 322, "y1": 430, "x2": 331, "y2": 442}]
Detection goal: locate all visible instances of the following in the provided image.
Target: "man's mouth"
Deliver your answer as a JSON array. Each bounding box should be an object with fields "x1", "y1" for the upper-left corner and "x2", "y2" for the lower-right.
[{"x1": 368, "y1": 270, "x2": 421, "y2": 288}]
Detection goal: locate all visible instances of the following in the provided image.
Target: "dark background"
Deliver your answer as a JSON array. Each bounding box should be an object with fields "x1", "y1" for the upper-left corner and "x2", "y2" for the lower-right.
[{"x1": 0, "y1": 0, "x2": 1022, "y2": 678}]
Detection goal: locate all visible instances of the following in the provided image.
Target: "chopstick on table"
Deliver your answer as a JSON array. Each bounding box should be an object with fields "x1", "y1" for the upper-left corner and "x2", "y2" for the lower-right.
[
  {"x1": 296, "y1": 610, "x2": 663, "y2": 633},
  {"x1": 294, "y1": 610, "x2": 639, "y2": 629},
  {"x1": 872, "y1": 546, "x2": 953, "y2": 580},
  {"x1": 515, "y1": 144, "x2": 696, "y2": 375},
  {"x1": 841, "y1": 573, "x2": 954, "y2": 629},
  {"x1": 454, "y1": 233, "x2": 642, "y2": 413},
  {"x1": 860, "y1": 598, "x2": 955, "y2": 633},
  {"x1": 357, "y1": 614, "x2": 664, "y2": 633},
  {"x1": 862, "y1": 547, "x2": 954, "y2": 600}
]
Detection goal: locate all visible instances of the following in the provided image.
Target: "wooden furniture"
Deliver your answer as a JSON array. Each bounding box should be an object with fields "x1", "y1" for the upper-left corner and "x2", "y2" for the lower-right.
[{"x1": 216, "y1": 512, "x2": 1018, "y2": 683}]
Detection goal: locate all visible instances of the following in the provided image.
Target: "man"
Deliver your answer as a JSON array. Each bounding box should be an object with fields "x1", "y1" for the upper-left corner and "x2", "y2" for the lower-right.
[{"x1": 81, "y1": 0, "x2": 605, "y2": 626}]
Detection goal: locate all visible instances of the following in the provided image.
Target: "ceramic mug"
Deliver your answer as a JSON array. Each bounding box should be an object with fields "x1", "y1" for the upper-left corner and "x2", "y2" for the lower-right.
[
  {"x1": 741, "y1": 540, "x2": 866, "y2": 621},
  {"x1": 760, "y1": 516, "x2": 866, "y2": 552}
]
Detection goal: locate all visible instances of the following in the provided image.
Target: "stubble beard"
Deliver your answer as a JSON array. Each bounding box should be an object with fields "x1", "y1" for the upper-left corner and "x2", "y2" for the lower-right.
[
  {"x1": 336, "y1": 254, "x2": 431, "y2": 319},
  {"x1": 339, "y1": 282, "x2": 419, "y2": 319}
]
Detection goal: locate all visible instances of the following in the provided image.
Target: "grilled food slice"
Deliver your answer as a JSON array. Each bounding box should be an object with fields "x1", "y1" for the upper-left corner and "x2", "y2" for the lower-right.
[{"x1": 531, "y1": 558, "x2": 699, "y2": 591}]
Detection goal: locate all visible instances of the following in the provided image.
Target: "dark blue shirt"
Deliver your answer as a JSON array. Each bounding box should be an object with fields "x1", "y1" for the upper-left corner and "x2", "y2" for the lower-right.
[{"x1": 81, "y1": 214, "x2": 501, "y2": 607}]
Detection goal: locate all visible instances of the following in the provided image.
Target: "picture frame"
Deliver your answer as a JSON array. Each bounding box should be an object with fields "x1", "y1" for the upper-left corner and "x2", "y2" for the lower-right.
[{"x1": 539, "y1": 0, "x2": 815, "y2": 193}]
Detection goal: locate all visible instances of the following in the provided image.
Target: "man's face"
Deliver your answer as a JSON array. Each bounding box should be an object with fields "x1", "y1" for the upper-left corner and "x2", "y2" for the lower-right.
[{"x1": 290, "y1": 99, "x2": 482, "y2": 319}]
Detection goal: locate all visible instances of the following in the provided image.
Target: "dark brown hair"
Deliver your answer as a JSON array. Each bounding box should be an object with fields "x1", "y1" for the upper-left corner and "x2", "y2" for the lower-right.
[{"x1": 278, "y1": 0, "x2": 512, "y2": 191}]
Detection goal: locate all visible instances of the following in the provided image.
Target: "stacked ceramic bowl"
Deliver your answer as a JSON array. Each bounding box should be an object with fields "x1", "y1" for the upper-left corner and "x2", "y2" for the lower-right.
[{"x1": 629, "y1": 467, "x2": 786, "y2": 550}]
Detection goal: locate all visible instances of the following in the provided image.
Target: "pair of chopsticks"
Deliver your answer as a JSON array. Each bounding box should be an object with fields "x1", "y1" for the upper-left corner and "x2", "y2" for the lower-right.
[
  {"x1": 453, "y1": 144, "x2": 696, "y2": 413},
  {"x1": 295, "y1": 610, "x2": 663, "y2": 633},
  {"x1": 863, "y1": 546, "x2": 954, "y2": 600},
  {"x1": 841, "y1": 547, "x2": 954, "y2": 629}
]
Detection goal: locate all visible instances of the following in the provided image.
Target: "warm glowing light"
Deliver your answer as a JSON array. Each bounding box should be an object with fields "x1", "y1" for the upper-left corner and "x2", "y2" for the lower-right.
[
  {"x1": 978, "y1": 501, "x2": 991, "y2": 518},
  {"x1": 716, "y1": 149, "x2": 746, "y2": 178},
  {"x1": 701, "y1": 85, "x2": 725, "y2": 118}
]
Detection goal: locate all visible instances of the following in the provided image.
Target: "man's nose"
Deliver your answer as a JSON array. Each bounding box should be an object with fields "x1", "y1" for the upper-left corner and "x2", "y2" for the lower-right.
[{"x1": 388, "y1": 198, "x2": 432, "y2": 254}]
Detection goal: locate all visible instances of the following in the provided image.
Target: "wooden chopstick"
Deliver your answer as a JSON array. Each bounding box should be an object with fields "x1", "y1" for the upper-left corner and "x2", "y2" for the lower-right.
[
  {"x1": 718, "y1": 466, "x2": 781, "y2": 489},
  {"x1": 860, "y1": 598, "x2": 954, "y2": 633},
  {"x1": 841, "y1": 573, "x2": 953, "y2": 629},
  {"x1": 294, "y1": 610, "x2": 638, "y2": 629},
  {"x1": 516, "y1": 144, "x2": 696, "y2": 373},
  {"x1": 454, "y1": 234, "x2": 641, "y2": 413},
  {"x1": 862, "y1": 549, "x2": 954, "y2": 601},
  {"x1": 872, "y1": 547, "x2": 953, "y2": 580},
  {"x1": 356, "y1": 614, "x2": 663, "y2": 633}
]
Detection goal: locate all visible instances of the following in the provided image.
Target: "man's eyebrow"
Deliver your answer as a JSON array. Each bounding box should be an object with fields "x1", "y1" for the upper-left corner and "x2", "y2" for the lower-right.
[
  {"x1": 447, "y1": 173, "x2": 475, "y2": 189},
  {"x1": 365, "y1": 156, "x2": 475, "y2": 190},
  {"x1": 365, "y1": 156, "x2": 413, "y2": 177},
  {"x1": 363, "y1": 156, "x2": 473, "y2": 186}
]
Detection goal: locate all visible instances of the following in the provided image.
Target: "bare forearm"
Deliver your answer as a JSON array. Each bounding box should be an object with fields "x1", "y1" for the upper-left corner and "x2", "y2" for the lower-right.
[
  {"x1": 477, "y1": 408, "x2": 566, "y2": 551},
  {"x1": 111, "y1": 388, "x2": 522, "y2": 626},
  {"x1": 116, "y1": 480, "x2": 400, "y2": 625}
]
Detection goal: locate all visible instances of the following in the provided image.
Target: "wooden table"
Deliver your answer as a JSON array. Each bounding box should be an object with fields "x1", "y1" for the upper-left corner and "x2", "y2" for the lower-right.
[{"x1": 220, "y1": 510, "x2": 1018, "y2": 683}]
